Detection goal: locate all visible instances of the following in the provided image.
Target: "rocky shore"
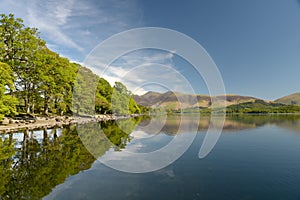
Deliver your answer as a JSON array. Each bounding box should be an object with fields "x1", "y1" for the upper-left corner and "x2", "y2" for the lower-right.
[{"x1": 0, "y1": 114, "x2": 141, "y2": 134}]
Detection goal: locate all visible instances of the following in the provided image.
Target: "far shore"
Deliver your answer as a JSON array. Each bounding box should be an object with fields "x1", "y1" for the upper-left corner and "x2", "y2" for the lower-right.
[{"x1": 0, "y1": 114, "x2": 141, "y2": 134}]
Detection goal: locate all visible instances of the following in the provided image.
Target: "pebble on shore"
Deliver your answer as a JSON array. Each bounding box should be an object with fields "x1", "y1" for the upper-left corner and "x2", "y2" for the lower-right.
[{"x1": 0, "y1": 114, "x2": 139, "y2": 134}]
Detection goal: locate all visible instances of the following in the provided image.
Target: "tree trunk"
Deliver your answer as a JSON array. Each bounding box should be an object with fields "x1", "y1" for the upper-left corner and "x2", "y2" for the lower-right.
[
  {"x1": 24, "y1": 84, "x2": 31, "y2": 114},
  {"x1": 53, "y1": 128, "x2": 57, "y2": 139},
  {"x1": 24, "y1": 97, "x2": 28, "y2": 113},
  {"x1": 44, "y1": 103, "x2": 49, "y2": 115},
  {"x1": 43, "y1": 128, "x2": 48, "y2": 147},
  {"x1": 44, "y1": 93, "x2": 50, "y2": 115},
  {"x1": 31, "y1": 103, "x2": 35, "y2": 114},
  {"x1": 26, "y1": 105, "x2": 30, "y2": 114}
]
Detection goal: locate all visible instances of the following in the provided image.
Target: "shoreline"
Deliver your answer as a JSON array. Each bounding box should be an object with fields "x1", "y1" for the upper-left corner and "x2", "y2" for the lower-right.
[
  {"x1": 0, "y1": 114, "x2": 141, "y2": 134},
  {"x1": 1, "y1": 112, "x2": 299, "y2": 134}
]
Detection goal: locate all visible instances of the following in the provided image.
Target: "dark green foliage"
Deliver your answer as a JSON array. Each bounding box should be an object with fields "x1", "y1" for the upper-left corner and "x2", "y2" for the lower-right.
[
  {"x1": 99, "y1": 118, "x2": 140, "y2": 150},
  {"x1": 95, "y1": 78, "x2": 113, "y2": 114},
  {"x1": 112, "y1": 82, "x2": 141, "y2": 115},
  {"x1": 0, "y1": 62, "x2": 18, "y2": 120},
  {"x1": 172, "y1": 99, "x2": 300, "y2": 115},
  {"x1": 0, "y1": 138, "x2": 15, "y2": 196},
  {"x1": 0, "y1": 126, "x2": 95, "y2": 199},
  {"x1": 0, "y1": 13, "x2": 141, "y2": 118},
  {"x1": 226, "y1": 100, "x2": 300, "y2": 114},
  {"x1": 228, "y1": 114, "x2": 300, "y2": 127},
  {"x1": 72, "y1": 66, "x2": 98, "y2": 115},
  {"x1": 138, "y1": 105, "x2": 150, "y2": 113}
]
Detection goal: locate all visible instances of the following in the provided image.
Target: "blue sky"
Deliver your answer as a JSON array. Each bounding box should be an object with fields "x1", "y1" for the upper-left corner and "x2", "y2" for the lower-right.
[{"x1": 1, "y1": 0, "x2": 300, "y2": 100}]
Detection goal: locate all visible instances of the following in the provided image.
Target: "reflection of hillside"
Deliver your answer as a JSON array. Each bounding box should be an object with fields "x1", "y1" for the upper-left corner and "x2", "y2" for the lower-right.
[
  {"x1": 278, "y1": 120, "x2": 300, "y2": 133},
  {"x1": 137, "y1": 114, "x2": 300, "y2": 135},
  {"x1": 137, "y1": 115, "x2": 256, "y2": 135}
]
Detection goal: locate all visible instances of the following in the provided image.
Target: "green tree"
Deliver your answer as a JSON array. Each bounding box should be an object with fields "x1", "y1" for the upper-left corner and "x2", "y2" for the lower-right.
[
  {"x1": 73, "y1": 66, "x2": 98, "y2": 115},
  {"x1": 95, "y1": 78, "x2": 113, "y2": 114},
  {"x1": 54, "y1": 61, "x2": 77, "y2": 115},
  {"x1": 112, "y1": 82, "x2": 140, "y2": 115},
  {"x1": 36, "y1": 49, "x2": 76, "y2": 115},
  {"x1": 0, "y1": 13, "x2": 139, "y2": 118},
  {"x1": 0, "y1": 13, "x2": 24, "y2": 66},
  {"x1": 0, "y1": 62, "x2": 18, "y2": 120},
  {"x1": 129, "y1": 97, "x2": 141, "y2": 114},
  {"x1": 0, "y1": 14, "x2": 46, "y2": 113}
]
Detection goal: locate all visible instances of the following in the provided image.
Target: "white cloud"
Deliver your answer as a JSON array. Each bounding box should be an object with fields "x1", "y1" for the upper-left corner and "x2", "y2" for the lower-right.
[
  {"x1": 85, "y1": 49, "x2": 193, "y2": 95},
  {"x1": 0, "y1": 0, "x2": 143, "y2": 61},
  {"x1": 0, "y1": 1, "x2": 193, "y2": 95},
  {"x1": 25, "y1": 0, "x2": 84, "y2": 51}
]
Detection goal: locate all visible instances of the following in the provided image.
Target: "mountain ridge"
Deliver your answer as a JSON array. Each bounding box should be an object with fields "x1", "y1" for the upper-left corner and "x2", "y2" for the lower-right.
[
  {"x1": 133, "y1": 91, "x2": 260, "y2": 109},
  {"x1": 133, "y1": 91, "x2": 300, "y2": 110}
]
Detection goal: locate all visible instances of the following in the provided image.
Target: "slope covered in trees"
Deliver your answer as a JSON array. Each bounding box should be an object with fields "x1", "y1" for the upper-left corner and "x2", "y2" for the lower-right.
[
  {"x1": 0, "y1": 13, "x2": 140, "y2": 120},
  {"x1": 226, "y1": 100, "x2": 300, "y2": 114}
]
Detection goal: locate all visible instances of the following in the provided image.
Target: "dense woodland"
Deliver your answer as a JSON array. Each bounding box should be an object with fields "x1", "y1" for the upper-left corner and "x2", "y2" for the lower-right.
[
  {"x1": 225, "y1": 100, "x2": 300, "y2": 114},
  {"x1": 0, "y1": 14, "x2": 142, "y2": 120},
  {"x1": 180, "y1": 102, "x2": 300, "y2": 114}
]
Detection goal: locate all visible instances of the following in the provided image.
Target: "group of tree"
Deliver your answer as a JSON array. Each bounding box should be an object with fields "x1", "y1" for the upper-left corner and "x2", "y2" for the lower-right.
[
  {"x1": 0, "y1": 13, "x2": 141, "y2": 120},
  {"x1": 226, "y1": 100, "x2": 300, "y2": 114}
]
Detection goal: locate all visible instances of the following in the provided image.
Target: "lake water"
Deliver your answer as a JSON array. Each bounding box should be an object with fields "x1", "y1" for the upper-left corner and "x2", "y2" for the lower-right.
[{"x1": 1, "y1": 114, "x2": 300, "y2": 200}]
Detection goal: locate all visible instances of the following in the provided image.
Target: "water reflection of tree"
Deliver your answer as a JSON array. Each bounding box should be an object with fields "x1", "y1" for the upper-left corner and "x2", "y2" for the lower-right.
[
  {"x1": 0, "y1": 138, "x2": 15, "y2": 197},
  {"x1": 78, "y1": 118, "x2": 141, "y2": 158},
  {"x1": 228, "y1": 114, "x2": 300, "y2": 129},
  {"x1": 0, "y1": 126, "x2": 94, "y2": 199},
  {"x1": 0, "y1": 118, "x2": 141, "y2": 199}
]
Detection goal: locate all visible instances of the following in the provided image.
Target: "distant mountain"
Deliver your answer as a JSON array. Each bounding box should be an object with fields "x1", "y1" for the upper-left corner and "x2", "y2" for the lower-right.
[
  {"x1": 132, "y1": 91, "x2": 300, "y2": 113},
  {"x1": 132, "y1": 91, "x2": 259, "y2": 109},
  {"x1": 275, "y1": 93, "x2": 300, "y2": 106},
  {"x1": 133, "y1": 91, "x2": 199, "y2": 110}
]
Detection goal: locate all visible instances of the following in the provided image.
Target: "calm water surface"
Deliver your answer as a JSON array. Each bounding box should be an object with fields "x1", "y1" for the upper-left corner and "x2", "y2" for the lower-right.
[{"x1": 1, "y1": 115, "x2": 300, "y2": 200}]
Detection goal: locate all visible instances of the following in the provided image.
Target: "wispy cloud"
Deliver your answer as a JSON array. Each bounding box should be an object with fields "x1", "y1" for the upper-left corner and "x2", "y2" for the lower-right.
[
  {"x1": 87, "y1": 49, "x2": 195, "y2": 95},
  {"x1": 0, "y1": 1, "x2": 191, "y2": 95},
  {"x1": 0, "y1": 0, "x2": 143, "y2": 61},
  {"x1": 27, "y1": 2, "x2": 83, "y2": 52}
]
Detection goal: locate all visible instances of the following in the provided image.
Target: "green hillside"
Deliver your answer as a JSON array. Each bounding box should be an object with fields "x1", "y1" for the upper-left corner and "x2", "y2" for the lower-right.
[
  {"x1": 275, "y1": 93, "x2": 300, "y2": 106},
  {"x1": 226, "y1": 100, "x2": 300, "y2": 114}
]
